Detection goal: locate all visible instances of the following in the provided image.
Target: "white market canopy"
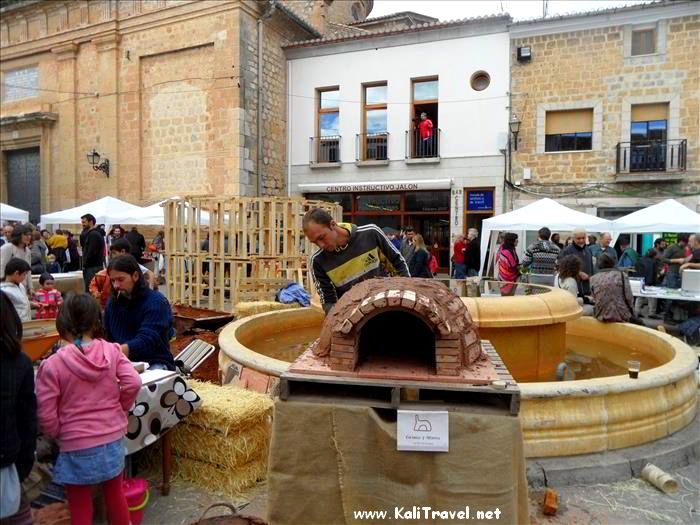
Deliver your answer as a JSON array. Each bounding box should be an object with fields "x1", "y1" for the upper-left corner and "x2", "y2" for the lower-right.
[
  {"x1": 611, "y1": 199, "x2": 700, "y2": 234},
  {"x1": 40, "y1": 196, "x2": 147, "y2": 225},
  {"x1": 479, "y1": 198, "x2": 612, "y2": 276},
  {"x1": 128, "y1": 199, "x2": 169, "y2": 226},
  {"x1": 128, "y1": 197, "x2": 214, "y2": 226},
  {"x1": 1, "y1": 202, "x2": 30, "y2": 222}
]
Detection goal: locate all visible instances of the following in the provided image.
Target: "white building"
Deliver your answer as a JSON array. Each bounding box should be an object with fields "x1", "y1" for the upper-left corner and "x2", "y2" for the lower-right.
[{"x1": 284, "y1": 15, "x2": 511, "y2": 270}]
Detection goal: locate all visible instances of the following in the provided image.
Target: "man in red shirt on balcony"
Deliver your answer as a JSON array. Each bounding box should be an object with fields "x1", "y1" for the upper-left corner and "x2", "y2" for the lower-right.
[{"x1": 417, "y1": 112, "x2": 434, "y2": 157}]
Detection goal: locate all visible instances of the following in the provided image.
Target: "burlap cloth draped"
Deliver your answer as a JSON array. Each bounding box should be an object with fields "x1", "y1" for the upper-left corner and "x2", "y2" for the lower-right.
[{"x1": 267, "y1": 401, "x2": 528, "y2": 525}]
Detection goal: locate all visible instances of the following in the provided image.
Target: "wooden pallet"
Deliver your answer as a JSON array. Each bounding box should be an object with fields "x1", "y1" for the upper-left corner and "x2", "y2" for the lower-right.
[
  {"x1": 280, "y1": 345, "x2": 520, "y2": 415},
  {"x1": 163, "y1": 196, "x2": 342, "y2": 310}
]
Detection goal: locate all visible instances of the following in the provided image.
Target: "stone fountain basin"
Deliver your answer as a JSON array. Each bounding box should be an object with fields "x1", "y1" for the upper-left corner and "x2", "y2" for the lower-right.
[{"x1": 219, "y1": 307, "x2": 698, "y2": 458}]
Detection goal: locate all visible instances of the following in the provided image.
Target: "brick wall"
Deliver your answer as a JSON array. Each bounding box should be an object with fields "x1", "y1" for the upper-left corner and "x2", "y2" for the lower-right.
[{"x1": 510, "y1": 14, "x2": 699, "y2": 206}]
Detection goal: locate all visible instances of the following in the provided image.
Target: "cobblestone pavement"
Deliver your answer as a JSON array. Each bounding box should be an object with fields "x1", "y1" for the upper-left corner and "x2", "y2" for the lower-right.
[{"x1": 138, "y1": 461, "x2": 698, "y2": 524}]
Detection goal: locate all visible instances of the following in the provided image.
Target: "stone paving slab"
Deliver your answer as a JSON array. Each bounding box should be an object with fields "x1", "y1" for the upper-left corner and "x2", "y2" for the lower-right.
[{"x1": 528, "y1": 413, "x2": 699, "y2": 487}]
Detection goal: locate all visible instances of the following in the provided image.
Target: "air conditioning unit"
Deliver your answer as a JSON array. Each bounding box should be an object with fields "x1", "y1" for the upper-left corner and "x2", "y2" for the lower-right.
[{"x1": 517, "y1": 46, "x2": 532, "y2": 63}]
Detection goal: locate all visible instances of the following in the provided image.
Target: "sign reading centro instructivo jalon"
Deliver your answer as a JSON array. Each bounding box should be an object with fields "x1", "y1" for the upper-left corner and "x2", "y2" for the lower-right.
[
  {"x1": 298, "y1": 179, "x2": 452, "y2": 193},
  {"x1": 467, "y1": 190, "x2": 493, "y2": 211}
]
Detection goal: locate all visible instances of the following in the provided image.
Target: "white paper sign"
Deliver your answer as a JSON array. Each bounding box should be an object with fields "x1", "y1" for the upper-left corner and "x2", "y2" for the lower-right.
[{"x1": 397, "y1": 410, "x2": 449, "y2": 452}]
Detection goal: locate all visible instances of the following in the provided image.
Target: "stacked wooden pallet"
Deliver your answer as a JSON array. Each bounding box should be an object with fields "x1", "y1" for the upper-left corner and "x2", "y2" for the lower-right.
[{"x1": 164, "y1": 196, "x2": 342, "y2": 311}]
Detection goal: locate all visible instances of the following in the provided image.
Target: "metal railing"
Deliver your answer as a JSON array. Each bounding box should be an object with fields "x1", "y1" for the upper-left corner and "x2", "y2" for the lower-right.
[
  {"x1": 616, "y1": 139, "x2": 686, "y2": 173},
  {"x1": 309, "y1": 135, "x2": 341, "y2": 164},
  {"x1": 405, "y1": 128, "x2": 441, "y2": 159},
  {"x1": 355, "y1": 132, "x2": 389, "y2": 161}
]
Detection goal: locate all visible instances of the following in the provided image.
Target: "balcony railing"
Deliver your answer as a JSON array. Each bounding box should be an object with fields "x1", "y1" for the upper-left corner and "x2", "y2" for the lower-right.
[
  {"x1": 310, "y1": 135, "x2": 341, "y2": 164},
  {"x1": 616, "y1": 139, "x2": 686, "y2": 173},
  {"x1": 405, "y1": 128, "x2": 441, "y2": 159},
  {"x1": 356, "y1": 132, "x2": 389, "y2": 161}
]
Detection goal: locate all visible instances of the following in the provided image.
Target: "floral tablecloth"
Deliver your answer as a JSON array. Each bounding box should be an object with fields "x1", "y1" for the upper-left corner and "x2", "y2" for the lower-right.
[{"x1": 125, "y1": 371, "x2": 202, "y2": 455}]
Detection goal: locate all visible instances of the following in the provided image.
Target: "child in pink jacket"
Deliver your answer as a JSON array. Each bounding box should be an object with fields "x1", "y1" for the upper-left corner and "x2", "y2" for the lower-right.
[{"x1": 36, "y1": 293, "x2": 141, "y2": 525}]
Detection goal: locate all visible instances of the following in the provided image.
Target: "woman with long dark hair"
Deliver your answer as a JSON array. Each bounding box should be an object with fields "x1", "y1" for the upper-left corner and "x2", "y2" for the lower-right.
[
  {"x1": 0, "y1": 292, "x2": 37, "y2": 524},
  {"x1": 0, "y1": 224, "x2": 33, "y2": 292},
  {"x1": 497, "y1": 232, "x2": 520, "y2": 283}
]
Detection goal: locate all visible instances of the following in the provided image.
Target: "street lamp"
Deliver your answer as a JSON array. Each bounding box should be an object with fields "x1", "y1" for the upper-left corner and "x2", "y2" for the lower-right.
[
  {"x1": 87, "y1": 148, "x2": 110, "y2": 177},
  {"x1": 509, "y1": 117, "x2": 521, "y2": 151}
]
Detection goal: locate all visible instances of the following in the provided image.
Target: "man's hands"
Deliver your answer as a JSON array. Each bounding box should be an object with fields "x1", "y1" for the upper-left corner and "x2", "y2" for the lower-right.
[
  {"x1": 120, "y1": 344, "x2": 129, "y2": 357},
  {"x1": 579, "y1": 271, "x2": 590, "y2": 281}
]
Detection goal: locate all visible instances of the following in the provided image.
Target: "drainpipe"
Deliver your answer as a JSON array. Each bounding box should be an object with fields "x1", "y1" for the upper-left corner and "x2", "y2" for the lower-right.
[
  {"x1": 287, "y1": 59, "x2": 292, "y2": 197},
  {"x1": 257, "y1": 3, "x2": 274, "y2": 196},
  {"x1": 257, "y1": 17, "x2": 264, "y2": 196}
]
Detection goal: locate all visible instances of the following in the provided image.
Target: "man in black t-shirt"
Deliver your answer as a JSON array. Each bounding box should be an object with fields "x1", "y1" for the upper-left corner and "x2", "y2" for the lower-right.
[{"x1": 80, "y1": 213, "x2": 105, "y2": 291}]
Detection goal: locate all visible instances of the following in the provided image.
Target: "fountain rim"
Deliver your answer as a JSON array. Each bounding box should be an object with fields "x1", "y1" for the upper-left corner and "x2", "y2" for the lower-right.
[
  {"x1": 520, "y1": 317, "x2": 698, "y2": 398},
  {"x1": 219, "y1": 307, "x2": 312, "y2": 376},
  {"x1": 219, "y1": 309, "x2": 698, "y2": 397}
]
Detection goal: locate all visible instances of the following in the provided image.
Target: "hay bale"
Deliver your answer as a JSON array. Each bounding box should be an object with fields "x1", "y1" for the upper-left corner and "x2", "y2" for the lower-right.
[
  {"x1": 144, "y1": 381, "x2": 273, "y2": 500},
  {"x1": 170, "y1": 420, "x2": 270, "y2": 469},
  {"x1": 172, "y1": 454, "x2": 268, "y2": 501},
  {"x1": 185, "y1": 380, "x2": 273, "y2": 435},
  {"x1": 234, "y1": 301, "x2": 300, "y2": 319}
]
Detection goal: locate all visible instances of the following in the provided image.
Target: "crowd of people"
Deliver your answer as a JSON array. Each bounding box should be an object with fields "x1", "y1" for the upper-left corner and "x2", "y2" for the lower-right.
[
  {"x1": 1, "y1": 213, "x2": 175, "y2": 524},
  {"x1": 490, "y1": 226, "x2": 700, "y2": 326}
]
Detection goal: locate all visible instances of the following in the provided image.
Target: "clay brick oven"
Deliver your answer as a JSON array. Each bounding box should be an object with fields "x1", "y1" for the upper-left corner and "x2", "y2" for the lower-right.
[{"x1": 311, "y1": 278, "x2": 484, "y2": 377}]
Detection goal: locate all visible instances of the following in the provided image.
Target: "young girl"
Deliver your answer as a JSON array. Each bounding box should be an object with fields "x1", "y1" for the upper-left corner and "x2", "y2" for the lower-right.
[
  {"x1": 36, "y1": 293, "x2": 141, "y2": 525},
  {"x1": 34, "y1": 272, "x2": 63, "y2": 320}
]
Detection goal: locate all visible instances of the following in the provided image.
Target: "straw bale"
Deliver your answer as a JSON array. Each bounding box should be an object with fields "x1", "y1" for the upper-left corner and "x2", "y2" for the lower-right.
[
  {"x1": 185, "y1": 380, "x2": 273, "y2": 435},
  {"x1": 234, "y1": 301, "x2": 300, "y2": 319},
  {"x1": 172, "y1": 454, "x2": 268, "y2": 501},
  {"x1": 170, "y1": 420, "x2": 270, "y2": 469}
]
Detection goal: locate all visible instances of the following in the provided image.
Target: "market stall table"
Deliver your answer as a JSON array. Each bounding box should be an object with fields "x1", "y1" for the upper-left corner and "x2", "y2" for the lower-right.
[
  {"x1": 632, "y1": 286, "x2": 700, "y2": 303},
  {"x1": 126, "y1": 369, "x2": 202, "y2": 495}
]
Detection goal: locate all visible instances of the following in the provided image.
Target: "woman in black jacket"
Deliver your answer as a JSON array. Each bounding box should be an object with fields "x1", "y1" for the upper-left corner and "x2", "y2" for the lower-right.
[
  {"x1": 0, "y1": 291, "x2": 37, "y2": 522},
  {"x1": 409, "y1": 234, "x2": 433, "y2": 278}
]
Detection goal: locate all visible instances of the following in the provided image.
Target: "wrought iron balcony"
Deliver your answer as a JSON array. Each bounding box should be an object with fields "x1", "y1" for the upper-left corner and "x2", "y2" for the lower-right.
[
  {"x1": 356, "y1": 132, "x2": 389, "y2": 162},
  {"x1": 405, "y1": 128, "x2": 441, "y2": 159},
  {"x1": 616, "y1": 139, "x2": 686, "y2": 174},
  {"x1": 310, "y1": 135, "x2": 341, "y2": 165}
]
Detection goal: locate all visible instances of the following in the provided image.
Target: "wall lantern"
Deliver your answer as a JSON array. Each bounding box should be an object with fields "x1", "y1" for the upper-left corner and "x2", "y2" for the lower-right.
[
  {"x1": 517, "y1": 46, "x2": 532, "y2": 63},
  {"x1": 509, "y1": 117, "x2": 522, "y2": 151},
  {"x1": 87, "y1": 148, "x2": 110, "y2": 177}
]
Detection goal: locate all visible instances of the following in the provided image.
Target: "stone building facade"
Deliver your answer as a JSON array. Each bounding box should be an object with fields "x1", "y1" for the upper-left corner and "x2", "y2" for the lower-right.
[
  {"x1": 509, "y1": 1, "x2": 700, "y2": 215},
  {"x1": 0, "y1": 0, "x2": 372, "y2": 222}
]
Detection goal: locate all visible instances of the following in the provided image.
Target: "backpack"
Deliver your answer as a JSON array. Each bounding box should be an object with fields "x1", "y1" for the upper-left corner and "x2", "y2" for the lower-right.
[{"x1": 428, "y1": 254, "x2": 438, "y2": 275}]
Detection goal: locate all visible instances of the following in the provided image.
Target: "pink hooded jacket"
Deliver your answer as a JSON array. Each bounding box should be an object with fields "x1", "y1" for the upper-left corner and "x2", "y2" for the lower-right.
[{"x1": 36, "y1": 339, "x2": 141, "y2": 452}]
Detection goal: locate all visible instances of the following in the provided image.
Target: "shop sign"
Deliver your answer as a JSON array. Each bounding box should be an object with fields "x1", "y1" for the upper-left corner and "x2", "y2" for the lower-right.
[
  {"x1": 451, "y1": 188, "x2": 463, "y2": 230},
  {"x1": 467, "y1": 191, "x2": 493, "y2": 211},
  {"x1": 662, "y1": 232, "x2": 678, "y2": 245},
  {"x1": 298, "y1": 179, "x2": 452, "y2": 193},
  {"x1": 397, "y1": 410, "x2": 449, "y2": 452}
]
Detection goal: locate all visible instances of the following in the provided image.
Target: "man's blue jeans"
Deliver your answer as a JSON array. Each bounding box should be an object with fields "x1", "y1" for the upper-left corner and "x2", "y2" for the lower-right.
[{"x1": 453, "y1": 263, "x2": 467, "y2": 279}]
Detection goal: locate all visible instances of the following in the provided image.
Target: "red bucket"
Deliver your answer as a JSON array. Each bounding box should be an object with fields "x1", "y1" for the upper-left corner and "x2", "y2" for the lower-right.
[{"x1": 122, "y1": 477, "x2": 149, "y2": 525}]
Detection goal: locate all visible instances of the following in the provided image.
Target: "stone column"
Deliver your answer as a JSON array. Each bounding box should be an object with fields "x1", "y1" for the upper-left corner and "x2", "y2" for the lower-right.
[
  {"x1": 50, "y1": 43, "x2": 78, "y2": 209},
  {"x1": 92, "y1": 31, "x2": 120, "y2": 197}
]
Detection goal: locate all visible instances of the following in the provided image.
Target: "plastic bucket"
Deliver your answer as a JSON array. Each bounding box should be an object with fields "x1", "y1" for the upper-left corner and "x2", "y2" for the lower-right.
[{"x1": 123, "y1": 477, "x2": 149, "y2": 525}]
